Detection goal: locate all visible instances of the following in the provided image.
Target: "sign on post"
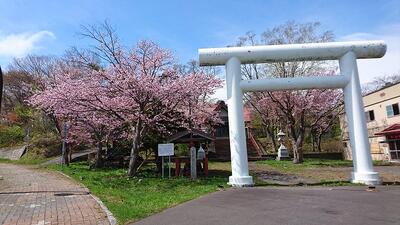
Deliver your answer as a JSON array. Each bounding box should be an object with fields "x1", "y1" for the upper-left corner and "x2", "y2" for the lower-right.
[
  {"x1": 158, "y1": 143, "x2": 174, "y2": 156},
  {"x1": 158, "y1": 143, "x2": 174, "y2": 178}
]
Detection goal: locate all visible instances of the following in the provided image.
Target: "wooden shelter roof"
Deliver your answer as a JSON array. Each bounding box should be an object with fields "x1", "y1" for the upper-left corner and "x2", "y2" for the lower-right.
[{"x1": 166, "y1": 129, "x2": 214, "y2": 143}]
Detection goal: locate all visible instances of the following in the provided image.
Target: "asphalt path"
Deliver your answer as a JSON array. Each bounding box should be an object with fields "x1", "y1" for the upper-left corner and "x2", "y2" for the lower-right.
[{"x1": 132, "y1": 186, "x2": 400, "y2": 225}]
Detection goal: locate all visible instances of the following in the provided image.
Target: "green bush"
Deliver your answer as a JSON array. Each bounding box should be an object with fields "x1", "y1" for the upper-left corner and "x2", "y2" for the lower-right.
[
  {"x1": 30, "y1": 134, "x2": 62, "y2": 157},
  {"x1": 175, "y1": 143, "x2": 189, "y2": 157},
  {"x1": 16, "y1": 151, "x2": 49, "y2": 165},
  {"x1": 0, "y1": 125, "x2": 25, "y2": 148},
  {"x1": 14, "y1": 105, "x2": 33, "y2": 124}
]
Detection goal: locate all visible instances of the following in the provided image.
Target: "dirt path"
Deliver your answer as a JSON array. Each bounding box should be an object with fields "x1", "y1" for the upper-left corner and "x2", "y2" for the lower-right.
[
  {"x1": 250, "y1": 162, "x2": 400, "y2": 185},
  {"x1": 41, "y1": 149, "x2": 96, "y2": 166},
  {"x1": 0, "y1": 163, "x2": 111, "y2": 225}
]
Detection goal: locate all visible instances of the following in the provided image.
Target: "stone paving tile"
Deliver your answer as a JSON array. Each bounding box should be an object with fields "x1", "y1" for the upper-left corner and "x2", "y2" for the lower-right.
[{"x1": 0, "y1": 163, "x2": 110, "y2": 225}]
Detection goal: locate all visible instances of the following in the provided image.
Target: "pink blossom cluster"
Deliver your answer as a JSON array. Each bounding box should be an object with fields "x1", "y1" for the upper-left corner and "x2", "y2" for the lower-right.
[
  {"x1": 249, "y1": 70, "x2": 343, "y2": 132},
  {"x1": 30, "y1": 41, "x2": 222, "y2": 147}
]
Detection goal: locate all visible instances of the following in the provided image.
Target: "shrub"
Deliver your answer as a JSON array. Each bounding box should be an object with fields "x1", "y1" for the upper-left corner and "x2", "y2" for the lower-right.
[
  {"x1": 30, "y1": 134, "x2": 62, "y2": 157},
  {"x1": 175, "y1": 143, "x2": 189, "y2": 157},
  {"x1": 14, "y1": 105, "x2": 33, "y2": 125},
  {"x1": 0, "y1": 125, "x2": 25, "y2": 147},
  {"x1": 17, "y1": 151, "x2": 48, "y2": 165}
]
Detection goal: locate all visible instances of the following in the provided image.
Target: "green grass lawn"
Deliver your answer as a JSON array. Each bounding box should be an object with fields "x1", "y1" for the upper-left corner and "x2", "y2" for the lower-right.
[
  {"x1": 0, "y1": 158, "x2": 12, "y2": 163},
  {"x1": 0, "y1": 154, "x2": 51, "y2": 165},
  {"x1": 48, "y1": 162, "x2": 229, "y2": 224}
]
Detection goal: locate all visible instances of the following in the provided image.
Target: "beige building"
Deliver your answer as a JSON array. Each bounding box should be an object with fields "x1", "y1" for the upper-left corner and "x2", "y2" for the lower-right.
[{"x1": 341, "y1": 82, "x2": 400, "y2": 161}]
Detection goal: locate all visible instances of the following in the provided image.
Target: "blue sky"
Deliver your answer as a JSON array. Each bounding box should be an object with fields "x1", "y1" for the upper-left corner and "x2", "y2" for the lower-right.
[{"x1": 0, "y1": 0, "x2": 399, "y2": 92}]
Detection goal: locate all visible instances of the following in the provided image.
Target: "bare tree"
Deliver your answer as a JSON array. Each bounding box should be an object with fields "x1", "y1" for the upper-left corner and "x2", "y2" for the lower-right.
[
  {"x1": 78, "y1": 20, "x2": 124, "y2": 67},
  {"x1": 6, "y1": 55, "x2": 64, "y2": 148},
  {"x1": 2, "y1": 71, "x2": 34, "y2": 109},
  {"x1": 9, "y1": 55, "x2": 58, "y2": 90},
  {"x1": 362, "y1": 72, "x2": 400, "y2": 94}
]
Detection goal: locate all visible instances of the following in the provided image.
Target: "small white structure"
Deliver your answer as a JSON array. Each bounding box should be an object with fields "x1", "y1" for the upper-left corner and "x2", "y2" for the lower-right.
[
  {"x1": 199, "y1": 40, "x2": 386, "y2": 187},
  {"x1": 276, "y1": 130, "x2": 289, "y2": 161},
  {"x1": 197, "y1": 146, "x2": 206, "y2": 160}
]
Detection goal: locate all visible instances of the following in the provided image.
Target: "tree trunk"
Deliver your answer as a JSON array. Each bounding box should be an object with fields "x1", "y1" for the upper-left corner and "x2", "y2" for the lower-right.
[
  {"x1": 153, "y1": 144, "x2": 162, "y2": 173},
  {"x1": 50, "y1": 115, "x2": 62, "y2": 135},
  {"x1": 311, "y1": 132, "x2": 316, "y2": 152},
  {"x1": 68, "y1": 145, "x2": 73, "y2": 164},
  {"x1": 266, "y1": 125, "x2": 278, "y2": 152},
  {"x1": 292, "y1": 132, "x2": 304, "y2": 164},
  {"x1": 317, "y1": 133, "x2": 323, "y2": 152},
  {"x1": 94, "y1": 141, "x2": 103, "y2": 168},
  {"x1": 289, "y1": 121, "x2": 305, "y2": 164},
  {"x1": 63, "y1": 144, "x2": 70, "y2": 166},
  {"x1": 127, "y1": 120, "x2": 142, "y2": 177}
]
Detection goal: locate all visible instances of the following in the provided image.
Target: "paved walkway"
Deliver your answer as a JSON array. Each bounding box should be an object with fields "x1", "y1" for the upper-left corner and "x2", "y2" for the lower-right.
[
  {"x1": 0, "y1": 163, "x2": 110, "y2": 225},
  {"x1": 0, "y1": 146, "x2": 27, "y2": 160},
  {"x1": 132, "y1": 186, "x2": 400, "y2": 225},
  {"x1": 41, "y1": 150, "x2": 96, "y2": 166}
]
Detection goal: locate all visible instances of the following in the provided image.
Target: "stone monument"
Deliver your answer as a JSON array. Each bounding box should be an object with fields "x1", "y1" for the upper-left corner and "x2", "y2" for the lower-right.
[{"x1": 276, "y1": 130, "x2": 290, "y2": 161}]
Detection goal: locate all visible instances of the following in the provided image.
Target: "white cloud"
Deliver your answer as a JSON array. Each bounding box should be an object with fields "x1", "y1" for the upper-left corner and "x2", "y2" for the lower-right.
[
  {"x1": 340, "y1": 26, "x2": 400, "y2": 84},
  {"x1": 211, "y1": 79, "x2": 227, "y2": 101},
  {"x1": 0, "y1": 30, "x2": 55, "y2": 57}
]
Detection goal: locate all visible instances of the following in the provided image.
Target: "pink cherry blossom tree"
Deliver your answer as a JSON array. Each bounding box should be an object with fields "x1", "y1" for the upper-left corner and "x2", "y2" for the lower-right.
[
  {"x1": 30, "y1": 26, "x2": 222, "y2": 176},
  {"x1": 98, "y1": 40, "x2": 222, "y2": 176},
  {"x1": 29, "y1": 63, "x2": 123, "y2": 167}
]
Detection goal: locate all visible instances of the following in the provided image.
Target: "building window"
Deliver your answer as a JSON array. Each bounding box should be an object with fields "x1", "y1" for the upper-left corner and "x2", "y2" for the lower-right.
[
  {"x1": 365, "y1": 110, "x2": 375, "y2": 122},
  {"x1": 388, "y1": 140, "x2": 400, "y2": 160},
  {"x1": 386, "y1": 103, "x2": 400, "y2": 118},
  {"x1": 216, "y1": 126, "x2": 229, "y2": 137}
]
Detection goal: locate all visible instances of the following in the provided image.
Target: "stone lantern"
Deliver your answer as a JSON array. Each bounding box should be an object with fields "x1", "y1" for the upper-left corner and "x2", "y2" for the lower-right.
[{"x1": 276, "y1": 130, "x2": 290, "y2": 161}]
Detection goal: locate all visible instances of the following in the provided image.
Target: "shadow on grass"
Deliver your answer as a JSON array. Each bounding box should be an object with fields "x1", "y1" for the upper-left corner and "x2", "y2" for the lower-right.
[{"x1": 208, "y1": 169, "x2": 231, "y2": 177}]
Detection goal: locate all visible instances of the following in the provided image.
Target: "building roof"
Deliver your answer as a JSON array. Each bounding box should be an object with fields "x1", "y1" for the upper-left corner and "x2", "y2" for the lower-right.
[
  {"x1": 363, "y1": 81, "x2": 400, "y2": 97},
  {"x1": 363, "y1": 82, "x2": 400, "y2": 108},
  {"x1": 375, "y1": 123, "x2": 400, "y2": 136},
  {"x1": 213, "y1": 100, "x2": 252, "y2": 122},
  {"x1": 166, "y1": 129, "x2": 214, "y2": 143}
]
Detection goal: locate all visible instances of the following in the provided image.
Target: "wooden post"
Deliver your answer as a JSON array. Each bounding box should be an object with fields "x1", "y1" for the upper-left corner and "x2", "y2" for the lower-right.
[
  {"x1": 175, "y1": 159, "x2": 180, "y2": 176},
  {"x1": 190, "y1": 146, "x2": 197, "y2": 179},
  {"x1": 204, "y1": 157, "x2": 208, "y2": 177}
]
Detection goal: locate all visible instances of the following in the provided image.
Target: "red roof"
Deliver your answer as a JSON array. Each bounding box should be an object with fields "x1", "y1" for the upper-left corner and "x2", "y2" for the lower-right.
[{"x1": 375, "y1": 124, "x2": 400, "y2": 136}]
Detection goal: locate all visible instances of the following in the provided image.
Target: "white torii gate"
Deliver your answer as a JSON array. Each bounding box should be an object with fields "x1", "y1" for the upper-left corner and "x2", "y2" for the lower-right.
[{"x1": 198, "y1": 40, "x2": 386, "y2": 187}]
